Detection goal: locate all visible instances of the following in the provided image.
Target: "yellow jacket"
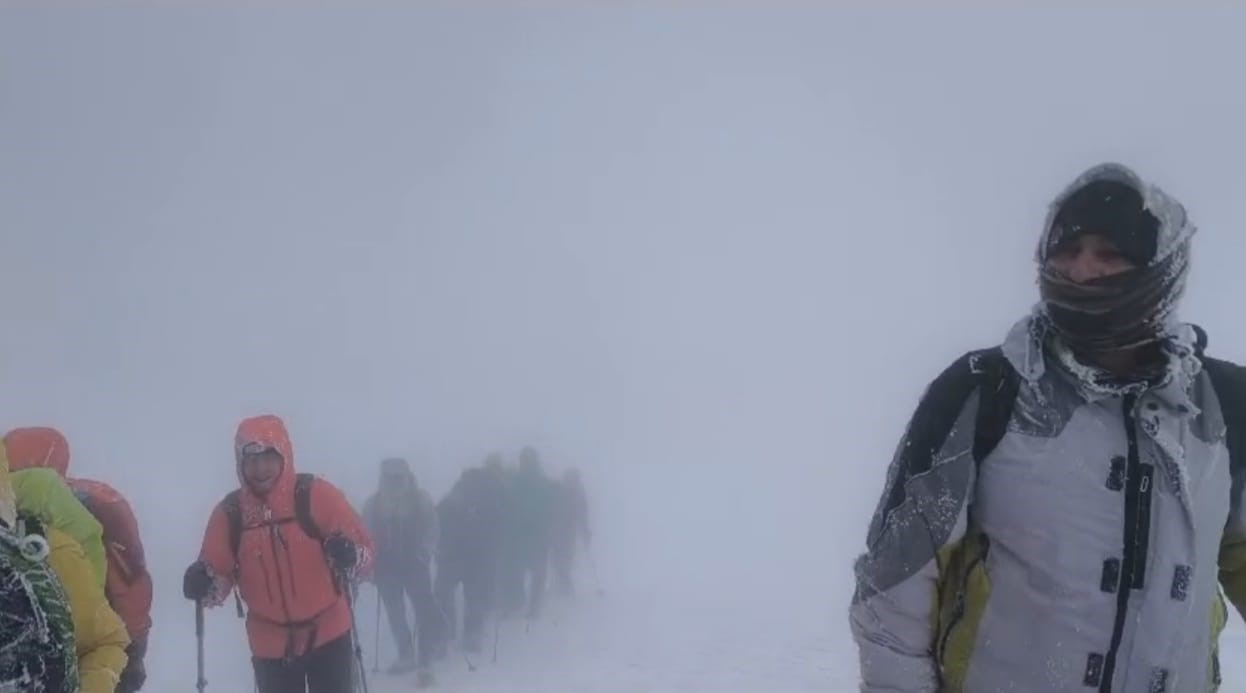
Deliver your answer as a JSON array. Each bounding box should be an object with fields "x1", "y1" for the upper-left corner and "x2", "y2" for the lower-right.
[{"x1": 47, "y1": 526, "x2": 129, "y2": 693}]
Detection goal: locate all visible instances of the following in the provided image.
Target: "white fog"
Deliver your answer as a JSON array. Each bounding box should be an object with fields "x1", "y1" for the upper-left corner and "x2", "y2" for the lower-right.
[{"x1": 3, "y1": 3, "x2": 1246, "y2": 691}]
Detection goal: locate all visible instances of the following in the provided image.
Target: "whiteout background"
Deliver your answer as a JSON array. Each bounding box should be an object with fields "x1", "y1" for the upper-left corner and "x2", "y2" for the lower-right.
[{"x1": 3, "y1": 4, "x2": 1246, "y2": 691}]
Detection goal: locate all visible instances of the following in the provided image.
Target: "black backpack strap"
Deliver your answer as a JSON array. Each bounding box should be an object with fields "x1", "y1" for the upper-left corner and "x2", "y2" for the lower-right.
[
  {"x1": 18, "y1": 513, "x2": 46, "y2": 540},
  {"x1": 223, "y1": 476, "x2": 324, "y2": 558},
  {"x1": 293, "y1": 473, "x2": 323, "y2": 543},
  {"x1": 972, "y1": 347, "x2": 1021, "y2": 465},
  {"x1": 222, "y1": 490, "x2": 243, "y2": 561},
  {"x1": 1192, "y1": 324, "x2": 1244, "y2": 473},
  {"x1": 218, "y1": 491, "x2": 247, "y2": 618},
  {"x1": 1201, "y1": 356, "x2": 1246, "y2": 501}
]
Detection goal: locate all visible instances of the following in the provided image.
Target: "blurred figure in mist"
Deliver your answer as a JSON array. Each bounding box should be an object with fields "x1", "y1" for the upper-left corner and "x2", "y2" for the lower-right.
[
  {"x1": 550, "y1": 468, "x2": 591, "y2": 597},
  {"x1": 433, "y1": 456, "x2": 504, "y2": 653},
  {"x1": 362, "y1": 458, "x2": 440, "y2": 682},
  {"x1": 498, "y1": 447, "x2": 557, "y2": 620}
]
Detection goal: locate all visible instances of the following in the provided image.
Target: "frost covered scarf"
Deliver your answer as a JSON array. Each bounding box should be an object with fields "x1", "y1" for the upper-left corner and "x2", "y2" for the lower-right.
[{"x1": 1039, "y1": 242, "x2": 1190, "y2": 360}]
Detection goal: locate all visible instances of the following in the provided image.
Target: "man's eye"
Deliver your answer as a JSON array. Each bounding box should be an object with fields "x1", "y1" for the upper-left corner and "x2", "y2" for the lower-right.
[{"x1": 1052, "y1": 245, "x2": 1079, "y2": 261}]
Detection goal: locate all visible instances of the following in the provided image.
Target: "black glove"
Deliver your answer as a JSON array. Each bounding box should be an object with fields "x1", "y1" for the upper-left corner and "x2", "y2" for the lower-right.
[
  {"x1": 183, "y1": 561, "x2": 214, "y2": 601},
  {"x1": 324, "y1": 535, "x2": 357, "y2": 573},
  {"x1": 117, "y1": 636, "x2": 148, "y2": 692}
]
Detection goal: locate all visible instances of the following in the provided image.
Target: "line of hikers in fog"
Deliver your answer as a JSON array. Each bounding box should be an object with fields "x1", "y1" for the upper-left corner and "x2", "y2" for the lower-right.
[
  {"x1": 178, "y1": 415, "x2": 591, "y2": 692},
  {"x1": 0, "y1": 415, "x2": 589, "y2": 693},
  {"x1": 358, "y1": 446, "x2": 592, "y2": 688}
]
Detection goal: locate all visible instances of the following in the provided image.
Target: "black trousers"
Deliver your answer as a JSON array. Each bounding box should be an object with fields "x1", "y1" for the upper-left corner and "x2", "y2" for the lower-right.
[
  {"x1": 434, "y1": 555, "x2": 493, "y2": 644},
  {"x1": 377, "y1": 562, "x2": 440, "y2": 666},
  {"x1": 253, "y1": 633, "x2": 354, "y2": 693},
  {"x1": 500, "y1": 547, "x2": 548, "y2": 618},
  {"x1": 551, "y1": 534, "x2": 577, "y2": 597}
]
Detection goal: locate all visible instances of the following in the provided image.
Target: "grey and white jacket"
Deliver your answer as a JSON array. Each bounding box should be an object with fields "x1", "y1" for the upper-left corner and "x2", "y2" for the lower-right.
[{"x1": 850, "y1": 164, "x2": 1246, "y2": 692}]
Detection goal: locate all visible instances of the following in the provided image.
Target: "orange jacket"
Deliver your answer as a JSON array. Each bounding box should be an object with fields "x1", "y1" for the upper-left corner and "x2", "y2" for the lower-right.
[
  {"x1": 4, "y1": 427, "x2": 153, "y2": 643},
  {"x1": 72, "y1": 478, "x2": 153, "y2": 642},
  {"x1": 197, "y1": 415, "x2": 374, "y2": 660}
]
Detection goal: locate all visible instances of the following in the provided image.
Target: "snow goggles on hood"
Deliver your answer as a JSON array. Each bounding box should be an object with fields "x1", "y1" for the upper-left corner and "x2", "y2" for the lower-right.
[{"x1": 240, "y1": 441, "x2": 280, "y2": 458}]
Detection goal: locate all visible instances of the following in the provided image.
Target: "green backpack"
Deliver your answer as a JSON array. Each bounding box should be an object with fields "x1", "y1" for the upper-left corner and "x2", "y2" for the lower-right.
[{"x1": 0, "y1": 515, "x2": 78, "y2": 693}]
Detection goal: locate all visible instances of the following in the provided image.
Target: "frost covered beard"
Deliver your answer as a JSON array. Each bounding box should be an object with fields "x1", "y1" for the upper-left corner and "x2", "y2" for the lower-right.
[{"x1": 1037, "y1": 178, "x2": 1189, "y2": 362}]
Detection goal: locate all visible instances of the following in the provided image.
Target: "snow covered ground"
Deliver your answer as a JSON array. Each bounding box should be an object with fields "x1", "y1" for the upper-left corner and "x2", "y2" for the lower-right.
[
  {"x1": 141, "y1": 582, "x2": 1246, "y2": 691},
  {"x1": 143, "y1": 578, "x2": 1246, "y2": 692},
  {"x1": 147, "y1": 577, "x2": 845, "y2": 692}
]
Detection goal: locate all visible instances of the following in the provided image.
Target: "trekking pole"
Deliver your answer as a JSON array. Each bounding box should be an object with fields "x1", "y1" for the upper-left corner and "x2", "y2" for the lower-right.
[
  {"x1": 587, "y1": 545, "x2": 606, "y2": 597},
  {"x1": 492, "y1": 613, "x2": 501, "y2": 665},
  {"x1": 431, "y1": 592, "x2": 477, "y2": 672},
  {"x1": 340, "y1": 576, "x2": 371, "y2": 693},
  {"x1": 372, "y1": 586, "x2": 381, "y2": 673},
  {"x1": 195, "y1": 600, "x2": 208, "y2": 692}
]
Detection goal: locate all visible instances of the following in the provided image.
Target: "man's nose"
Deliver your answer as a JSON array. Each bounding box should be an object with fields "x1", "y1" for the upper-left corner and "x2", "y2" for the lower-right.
[{"x1": 1066, "y1": 256, "x2": 1097, "y2": 283}]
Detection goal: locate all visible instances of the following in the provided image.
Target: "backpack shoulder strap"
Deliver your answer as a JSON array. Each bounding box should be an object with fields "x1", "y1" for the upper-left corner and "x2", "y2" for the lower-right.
[
  {"x1": 72, "y1": 486, "x2": 93, "y2": 511},
  {"x1": 221, "y1": 490, "x2": 243, "y2": 562},
  {"x1": 222, "y1": 475, "x2": 324, "y2": 558},
  {"x1": 1202, "y1": 356, "x2": 1246, "y2": 479},
  {"x1": 1191, "y1": 325, "x2": 1245, "y2": 478},
  {"x1": 972, "y1": 347, "x2": 1021, "y2": 465},
  {"x1": 293, "y1": 473, "x2": 323, "y2": 543},
  {"x1": 18, "y1": 513, "x2": 47, "y2": 540}
]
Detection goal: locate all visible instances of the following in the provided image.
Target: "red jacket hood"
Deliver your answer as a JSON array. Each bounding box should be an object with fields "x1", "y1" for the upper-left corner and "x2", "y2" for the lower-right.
[
  {"x1": 235, "y1": 415, "x2": 297, "y2": 505},
  {"x1": 4, "y1": 427, "x2": 70, "y2": 476}
]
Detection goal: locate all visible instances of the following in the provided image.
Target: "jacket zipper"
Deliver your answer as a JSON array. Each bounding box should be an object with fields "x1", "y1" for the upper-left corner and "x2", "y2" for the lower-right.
[
  {"x1": 937, "y1": 533, "x2": 990, "y2": 661},
  {"x1": 1100, "y1": 394, "x2": 1154, "y2": 692},
  {"x1": 256, "y1": 548, "x2": 275, "y2": 602},
  {"x1": 268, "y1": 525, "x2": 295, "y2": 623},
  {"x1": 275, "y1": 523, "x2": 299, "y2": 599}
]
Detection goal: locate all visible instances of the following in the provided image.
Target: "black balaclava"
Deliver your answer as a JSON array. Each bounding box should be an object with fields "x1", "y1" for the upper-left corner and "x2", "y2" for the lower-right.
[{"x1": 1038, "y1": 177, "x2": 1188, "y2": 361}]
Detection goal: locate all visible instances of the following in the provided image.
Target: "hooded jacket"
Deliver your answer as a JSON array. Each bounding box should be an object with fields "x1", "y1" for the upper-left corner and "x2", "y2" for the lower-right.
[
  {"x1": 46, "y1": 527, "x2": 131, "y2": 693},
  {"x1": 850, "y1": 164, "x2": 1240, "y2": 692},
  {"x1": 4, "y1": 427, "x2": 153, "y2": 644},
  {"x1": 437, "y1": 467, "x2": 502, "y2": 568},
  {"x1": 504, "y1": 462, "x2": 558, "y2": 561},
  {"x1": 0, "y1": 440, "x2": 129, "y2": 693},
  {"x1": 551, "y1": 470, "x2": 590, "y2": 553},
  {"x1": 196, "y1": 415, "x2": 374, "y2": 660},
  {"x1": 11, "y1": 467, "x2": 107, "y2": 589},
  {"x1": 362, "y1": 458, "x2": 438, "y2": 579}
]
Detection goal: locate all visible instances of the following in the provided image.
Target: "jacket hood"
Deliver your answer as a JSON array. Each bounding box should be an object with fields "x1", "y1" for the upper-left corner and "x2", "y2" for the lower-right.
[
  {"x1": 235, "y1": 415, "x2": 296, "y2": 501},
  {"x1": 1037, "y1": 163, "x2": 1196, "y2": 267},
  {"x1": 4, "y1": 427, "x2": 70, "y2": 476},
  {"x1": 378, "y1": 457, "x2": 417, "y2": 494}
]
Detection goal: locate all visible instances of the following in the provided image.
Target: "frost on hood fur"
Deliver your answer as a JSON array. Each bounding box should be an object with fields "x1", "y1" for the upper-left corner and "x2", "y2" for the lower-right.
[
  {"x1": 1007, "y1": 163, "x2": 1201, "y2": 398},
  {"x1": 1036, "y1": 162, "x2": 1196, "y2": 267}
]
